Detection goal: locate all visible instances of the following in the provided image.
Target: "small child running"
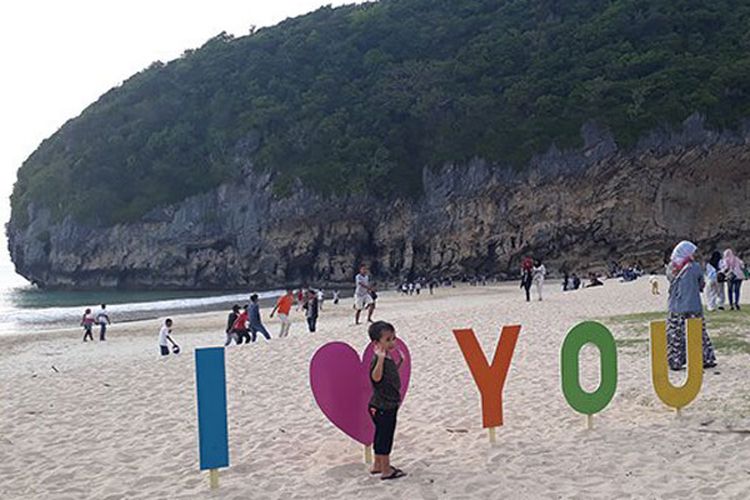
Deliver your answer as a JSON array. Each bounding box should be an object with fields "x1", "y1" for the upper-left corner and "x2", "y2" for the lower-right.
[
  {"x1": 158, "y1": 319, "x2": 179, "y2": 356},
  {"x1": 368, "y1": 321, "x2": 407, "y2": 480},
  {"x1": 81, "y1": 308, "x2": 95, "y2": 342}
]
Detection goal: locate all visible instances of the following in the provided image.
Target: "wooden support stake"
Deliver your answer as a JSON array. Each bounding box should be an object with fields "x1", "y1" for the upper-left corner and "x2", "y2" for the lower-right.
[
  {"x1": 676, "y1": 407, "x2": 682, "y2": 418},
  {"x1": 488, "y1": 427, "x2": 496, "y2": 443},
  {"x1": 364, "y1": 445, "x2": 373, "y2": 464},
  {"x1": 209, "y1": 469, "x2": 219, "y2": 490},
  {"x1": 586, "y1": 414, "x2": 593, "y2": 430}
]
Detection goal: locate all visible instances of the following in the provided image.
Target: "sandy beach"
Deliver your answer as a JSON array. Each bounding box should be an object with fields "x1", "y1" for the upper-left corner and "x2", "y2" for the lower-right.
[{"x1": 2, "y1": 279, "x2": 750, "y2": 499}]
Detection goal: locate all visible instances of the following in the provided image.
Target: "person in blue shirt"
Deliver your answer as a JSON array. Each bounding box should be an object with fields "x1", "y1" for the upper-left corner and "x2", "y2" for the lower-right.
[{"x1": 248, "y1": 294, "x2": 271, "y2": 342}]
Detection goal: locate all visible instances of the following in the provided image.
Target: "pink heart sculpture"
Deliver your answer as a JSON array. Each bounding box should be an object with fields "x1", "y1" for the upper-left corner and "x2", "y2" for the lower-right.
[{"x1": 309, "y1": 339, "x2": 411, "y2": 445}]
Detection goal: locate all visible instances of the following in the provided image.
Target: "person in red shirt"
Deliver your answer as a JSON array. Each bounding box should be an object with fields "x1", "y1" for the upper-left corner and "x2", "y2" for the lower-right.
[
  {"x1": 270, "y1": 289, "x2": 295, "y2": 337},
  {"x1": 232, "y1": 305, "x2": 252, "y2": 344}
]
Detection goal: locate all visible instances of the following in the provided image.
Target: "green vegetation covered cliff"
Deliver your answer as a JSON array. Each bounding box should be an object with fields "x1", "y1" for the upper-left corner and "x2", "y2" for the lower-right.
[
  {"x1": 8, "y1": 0, "x2": 750, "y2": 289},
  {"x1": 11, "y1": 0, "x2": 750, "y2": 225}
]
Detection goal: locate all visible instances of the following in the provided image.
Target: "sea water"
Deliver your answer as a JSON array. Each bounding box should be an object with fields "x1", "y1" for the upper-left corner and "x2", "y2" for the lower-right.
[{"x1": 0, "y1": 257, "x2": 282, "y2": 336}]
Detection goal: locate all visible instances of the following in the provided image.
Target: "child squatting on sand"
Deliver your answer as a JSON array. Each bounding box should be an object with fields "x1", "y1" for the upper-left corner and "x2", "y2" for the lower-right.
[{"x1": 368, "y1": 321, "x2": 407, "y2": 480}]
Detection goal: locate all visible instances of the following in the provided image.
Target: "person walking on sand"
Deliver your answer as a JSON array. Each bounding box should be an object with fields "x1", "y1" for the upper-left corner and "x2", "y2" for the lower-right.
[
  {"x1": 248, "y1": 294, "x2": 271, "y2": 342},
  {"x1": 81, "y1": 308, "x2": 95, "y2": 342},
  {"x1": 225, "y1": 304, "x2": 240, "y2": 346},
  {"x1": 270, "y1": 289, "x2": 295, "y2": 337},
  {"x1": 721, "y1": 248, "x2": 744, "y2": 310},
  {"x1": 520, "y1": 256, "x2": 533, "y2": 302},
  {"x1": 317, "y1": 288, "x2": 325, "y2": 311},
  {"x1": 354, "y1": 265, "x2": 374, "y2": 325},
  {"x1": 665, "y1": 241, "x2": 717, "y2": 370},
  {"x1": 158, "y1": 318, "x2": 179, "y2": 356},
  {"x1": 332, "y1": 289, "x2": 340, "y2": 305},
  {"x1": 303, "y1": 289, "x2": 319, "y2": 332},
  {"x1": 705, "y1": 251, "x2": 722, "y2": 312},
  {"x1": 367, "y1": 286, "x2": 378, "y2": 323},
  {"x1": 367, "y1": 321, "x2": 407, "y2": 481},
  {"x1": 95, "y1": 304, "x2": 111, "y2": 341},
  {"x1": 532, "y1": 259, "x2": 546, "y2": 301}
]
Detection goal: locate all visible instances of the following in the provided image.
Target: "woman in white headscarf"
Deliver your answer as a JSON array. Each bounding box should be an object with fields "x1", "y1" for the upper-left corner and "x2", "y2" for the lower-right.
[
  {"x1": 720, "y1": 248, "x2": 744, "y2": 310},
  {"x1": 665, "y1": 241, "x2": 717, "y2": 370}
]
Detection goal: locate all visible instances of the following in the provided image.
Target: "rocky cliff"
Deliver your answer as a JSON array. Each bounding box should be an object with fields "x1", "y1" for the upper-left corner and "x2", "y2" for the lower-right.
[{"x1": 7, "y1": 115, "x2": 750, "y2": 290}]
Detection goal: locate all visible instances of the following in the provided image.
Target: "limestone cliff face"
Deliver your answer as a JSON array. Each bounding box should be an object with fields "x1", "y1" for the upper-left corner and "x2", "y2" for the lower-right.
[{"x1": 7, "y1": 116, "x2": 750, "y2": 289}]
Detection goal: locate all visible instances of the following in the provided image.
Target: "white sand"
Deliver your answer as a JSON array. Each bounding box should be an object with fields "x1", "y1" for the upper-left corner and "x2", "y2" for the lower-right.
[{"x1": 2, "y1": 279, "x2": 750, "y2": 499}]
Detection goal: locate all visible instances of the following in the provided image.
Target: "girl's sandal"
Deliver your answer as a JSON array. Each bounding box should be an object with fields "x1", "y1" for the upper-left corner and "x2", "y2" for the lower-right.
[{"x1": 381, "y1": 467, "x2": 406, "y2": 480}]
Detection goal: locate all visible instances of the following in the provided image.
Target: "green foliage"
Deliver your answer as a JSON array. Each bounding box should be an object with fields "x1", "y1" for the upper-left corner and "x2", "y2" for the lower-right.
[{"x1": 10, "y1": 0, "x2": 750, "y2": 225}]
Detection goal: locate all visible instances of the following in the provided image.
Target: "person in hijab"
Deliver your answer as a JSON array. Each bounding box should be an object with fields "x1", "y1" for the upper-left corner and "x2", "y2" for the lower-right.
[
  {"x1": 532, "y1": 259, "x2": 546, "y2": 301},
  {"x1": 666, "y1": 241, "x2": 717, "y2": 370},
  {"x1": 721, "y1": 248, "x2": 744, "y2": 310},
  {"x1": 704, "y1": 251, "x2": 722, "y2": 312}
]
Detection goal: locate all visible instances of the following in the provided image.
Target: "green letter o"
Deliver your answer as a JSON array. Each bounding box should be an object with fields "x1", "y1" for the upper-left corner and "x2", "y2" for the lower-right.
[{"x1": 561, "y1": 321, "x2": 618, "y2": 415}]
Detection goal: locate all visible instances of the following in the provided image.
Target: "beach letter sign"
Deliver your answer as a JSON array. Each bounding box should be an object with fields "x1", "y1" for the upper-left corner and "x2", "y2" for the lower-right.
[
  {"x1": 453, "y1": 325, "x2": 520, "y2": 428},
  {"x1": 650, "y1": 319, "x2": 703, "y2": 410},
  {"x1": 195, "y1": 347, "x2": 230, "y2": 471},
  {"x1": 560, "y1": 321, "x2": 618, "y2": 415}
]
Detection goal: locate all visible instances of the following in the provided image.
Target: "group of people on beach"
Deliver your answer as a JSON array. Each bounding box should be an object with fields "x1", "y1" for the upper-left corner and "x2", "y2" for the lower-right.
[
  {"x1": 703, "y1": 248, "x2": 746, "y2": 312},
  {"x1": 217, "y1": 264, "x2": 379, "y2": 346},
  {"x1": 79, "y1": 304, "x2": 111, "y2": 342},
  {"x1": 224, "y1": 293, "x2": 274, "y2": 345},
  {"x1": 519, "y1": 257, "x2": 547, "y2": 301},
  {"x1": 663, "y1": 243, "x2": 747, "y2": 371}
]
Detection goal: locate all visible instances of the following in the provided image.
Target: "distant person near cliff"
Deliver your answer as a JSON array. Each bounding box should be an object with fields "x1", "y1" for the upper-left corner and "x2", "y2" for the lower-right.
[
  {"x1": 354, "y1": 265, "x2": 374, "y2": 325},
  {"x1": 271, "y1": 289, "x2": 295, "y2": 337},
  {"x1": 721, "y1": 248, "x2": 744, "y2": 310},
  {"x1": 532, "y1": 259, "x2": 546, "y2": 301},
  {"x1": 81, "y1": 308, "x2": 95, "y2": 342},
  {"x1": 225, "y1": 304, "x2": 240, "y2": 345},
  {"x1": 95, "y1": 304, "x2": 111, "y2": 341},
  {"x1": 317, "y1": 288, "x2": 325, "y2": 311},
  {"x1": 303, "y1": 290, "x2": 319, "y2": 333},
  {"x1": 704, "y1": 251, "x2": 722, "y2": 311},
  {"x1": 520, "y1": 257, "x2": 533, "y2": 302}
]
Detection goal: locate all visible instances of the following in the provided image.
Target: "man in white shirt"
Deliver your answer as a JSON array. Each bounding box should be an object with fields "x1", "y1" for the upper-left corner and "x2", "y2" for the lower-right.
[
  {"x1": 95, "y1": 304, "x2": 111, "y2": 341},
  {"x1": 317, "y1": 289, "x2": 324, "y2": 311},
  {"x1": 158, "y1": 318, "x2": 178, "y2": 356},
  {"x1": 354, "y1": 265, "x2": 374, "y2": 325}
]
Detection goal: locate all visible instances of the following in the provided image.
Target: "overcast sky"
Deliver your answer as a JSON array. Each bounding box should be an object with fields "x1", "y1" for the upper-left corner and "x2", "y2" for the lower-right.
[{"x1": 0, "y1": 0, "x2": 366, "y2": 276}]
